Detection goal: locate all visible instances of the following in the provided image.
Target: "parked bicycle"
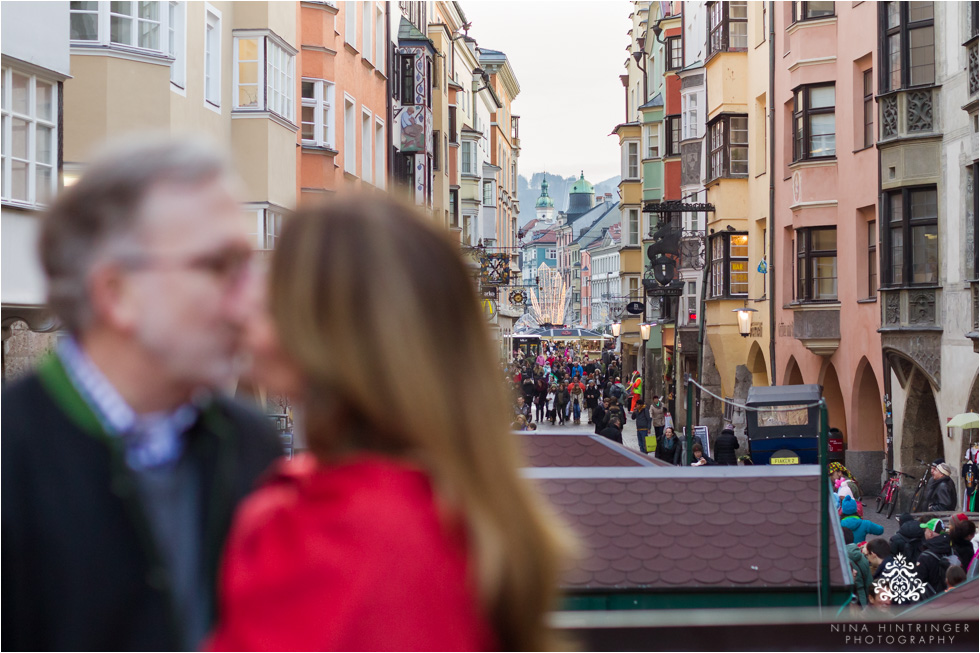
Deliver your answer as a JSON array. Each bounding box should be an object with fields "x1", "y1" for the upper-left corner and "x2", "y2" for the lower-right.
[
  {"x1": 908, "y1": 459, "x2": 934, "y2": 513},
  {"x1": 876, "y1": 469, "x2": 916, "y2": 519}
]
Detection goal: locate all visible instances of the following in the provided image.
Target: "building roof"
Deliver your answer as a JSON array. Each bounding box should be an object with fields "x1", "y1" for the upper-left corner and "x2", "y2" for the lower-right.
[
  {"x1": 521, "y1": 466, "x2": 851, "y2": 593},
  {"x1": 521, "y1": 433, "x2": 664, "y2": 468},
  {"x1": 898, "y1": 577, "x2": 980, "y2": 620},
  {"x1": 397, "y1": 16, "x2": 434, "y2": 47},
  {"x1": 570, "y1": 171, "x2": 595, "y2": 195},
  {"x1": 639, "y1": 93, "x2": 664, "y2": 110},
  {"x1": 573, "y1": 202, "x2": 621, "y2": 246}
]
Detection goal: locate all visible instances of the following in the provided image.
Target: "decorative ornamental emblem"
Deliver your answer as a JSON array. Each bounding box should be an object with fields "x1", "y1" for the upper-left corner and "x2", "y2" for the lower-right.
[
  {"x1": 509, "y1": 289, "x2": 527, "y2": 306},
  {"x1": 480, "y1": 254, "x2": 511, "y2": 286},
  {"x1": 872, "y1": 554, "x2": 928, "y2": 605}
]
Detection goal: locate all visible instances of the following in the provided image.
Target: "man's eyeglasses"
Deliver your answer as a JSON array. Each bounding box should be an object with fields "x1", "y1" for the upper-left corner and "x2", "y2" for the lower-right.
[{"x1": 119, "y1": 248, "x2": 256, "y2": 287}]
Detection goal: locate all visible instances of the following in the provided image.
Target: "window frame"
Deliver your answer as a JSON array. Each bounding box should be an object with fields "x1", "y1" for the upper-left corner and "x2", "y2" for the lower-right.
[
  {"x1": 204, "y1": 7, "x2": 221, "y2": 108},
  {"x1": 795, "y1": 227, "x2": 838, "y2": 302},
  {"x1": 707, "y1": 1, "x2": 748, "y2": 59},
  {"x1": 1, "y1": 66, "x2": 59, "y2": 208},
  {"x1": 862, "y1": 70, "x2": 874, "y2": 148},
  {"x1": 666, "y1": 115, "x2": 682, "y2": 156},
  {"x1": 233, "y1": 32, "x2": 296, "y2": 122},
  {"x1": 625, "y1": 140, "x2": 641, "y2": 179},
  {"x1": 666, "y1": 36, "x2": 683, "y2": 70},
  {"x1": 70, "y1": 0, "x2": 167, "y2": 52},
  {"x1": 361, "y1": 107, "x2": 373, "y2": 184},
  {"x1": 792, "y1": 84, "x2": 836, "y2": 162},
  {"x1": 374, "y1": 117, "x2": 385, "y2": 189},
  {"x1": 627, "y1": 208, "x2": 640, "y2": 246},
  {"x1": 300, "y1": 78, "x2": 336, "y2": 149},
  {"x1": 868, "y1": 219, "x2": 878, "y2": 298},
  {"x1": 708, "y1": 232, "x2": 749, "y2": 298},
  {"x1": 169, "y1": 2, "x2": 186, "y2": 89},
  {"x1": 879, "y1": 1, "x2": 935, "y2": 93},
  {"x1": 343, "y1": 94, "x2": 356, "y2": 174},
  {"x1": 791, "y1": 1, "x2": 835, "y2": 23},
  {"x1": 400, "y1": 54, "x2": 416, "y2": 105},
  {"x1": 707, "y1": 114, "x2": 749, "y2": 180},
  {"x1": 883, "y1": 186, "x2": 939, "y2": 288}
]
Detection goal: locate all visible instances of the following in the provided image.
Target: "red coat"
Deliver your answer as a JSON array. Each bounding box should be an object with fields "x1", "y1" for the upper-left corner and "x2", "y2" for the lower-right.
[{"x1": 207, "y1": 453, "x2": 496, "y2": 652}]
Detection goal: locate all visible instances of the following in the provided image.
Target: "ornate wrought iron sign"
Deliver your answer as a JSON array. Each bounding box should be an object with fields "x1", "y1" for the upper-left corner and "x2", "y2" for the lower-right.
[
  {"x1": 643, "y1": 201, "x2": 716, "y2": 214},
  {"x1": 508, "y1": 289, "x2": 528, "y2": 305},
  {"x1": 479, "y1": 254, "x2": 511, "y2": 286}
]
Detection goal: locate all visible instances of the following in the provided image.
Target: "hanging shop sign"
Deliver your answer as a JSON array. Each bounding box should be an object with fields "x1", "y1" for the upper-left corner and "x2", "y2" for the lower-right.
[
  {"x1": 626, "y1": 301, "x2": 645, "y2": 314},
  {"x1": 481, "y1": 287, "x2": 498, "y2": 299}
]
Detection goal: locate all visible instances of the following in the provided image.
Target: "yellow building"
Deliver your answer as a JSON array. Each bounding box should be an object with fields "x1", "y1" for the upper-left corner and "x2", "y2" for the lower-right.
[
  {"x1": 699, "y1": 0, "x2": 770, "y2": 439},
  {"x1": 63, "y1": 1, "x2": 298, "y2": 251}
]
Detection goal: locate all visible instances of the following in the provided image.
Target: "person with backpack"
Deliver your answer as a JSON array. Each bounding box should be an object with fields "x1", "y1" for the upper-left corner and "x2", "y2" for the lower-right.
[
  {"x1": 713, "y1": 426, "x2": 740, "y2": 466},
  {"x1": 610, "y1": 377, "x2": 626, "y2": 405},
  {"x1": 915, "y1": 518, "x2": 953, "y2": 596},
  {"x1": 840, "y1": 496, "x2": 884, "y2": 543},
  {"x1": 842, "y1": 529, "x2": 872, "y2": 608},
  {"x1": 890, "y1": 513, "x2": 925, "y2": 564}
]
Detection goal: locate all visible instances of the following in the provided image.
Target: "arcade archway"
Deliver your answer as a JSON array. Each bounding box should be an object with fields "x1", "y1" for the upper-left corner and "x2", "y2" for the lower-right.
[
  {"x1": 899, "y1": 368, "x2": 943, "y2": 474},
  {"x1": 851, "y1": 358, "x2": 885, "y2": 452},
  {"x1": 784, "y1": 356, "x2": 804, "y2": 386}
]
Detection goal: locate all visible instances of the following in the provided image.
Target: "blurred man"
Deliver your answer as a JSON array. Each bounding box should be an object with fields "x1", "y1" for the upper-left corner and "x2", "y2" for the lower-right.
[
  {"x1": 924, "y1": 462, "x2": 957, "y2": 512},
  {"x1": 1, "y1": 139, "x2": 282, "y2": 651}
]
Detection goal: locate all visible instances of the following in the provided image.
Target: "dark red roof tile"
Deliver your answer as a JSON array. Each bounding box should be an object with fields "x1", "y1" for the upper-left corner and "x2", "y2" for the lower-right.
[
  {"x1": 537, "y1": 471, "x2": 849, "y2": 592},
  {"x1": 521, "y1": 434, "x2": 651, "y2": 468}
]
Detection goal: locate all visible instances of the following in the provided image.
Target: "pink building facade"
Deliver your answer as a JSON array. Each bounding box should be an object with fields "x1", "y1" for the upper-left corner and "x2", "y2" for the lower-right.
[{"x1": 772, "y1": 1, "x2": 885, "y2": 491}]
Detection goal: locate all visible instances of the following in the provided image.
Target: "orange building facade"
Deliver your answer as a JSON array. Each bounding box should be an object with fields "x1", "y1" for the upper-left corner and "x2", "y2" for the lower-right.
[{"x1": 297, "y1": 1, "x2": 389, "y2": 203}]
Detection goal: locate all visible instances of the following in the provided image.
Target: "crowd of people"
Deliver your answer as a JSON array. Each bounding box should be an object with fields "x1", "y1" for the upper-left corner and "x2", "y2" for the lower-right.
[{"x1": 830, "y1": 462, "x2": 977, "y2": 609}]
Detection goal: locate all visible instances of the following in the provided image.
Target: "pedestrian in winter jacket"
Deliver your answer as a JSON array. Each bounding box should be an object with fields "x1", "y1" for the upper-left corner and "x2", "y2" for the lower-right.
[
  {"x1": 840, "y1": 496, "x2": 884, "y2": 543},
  {"x1": 916, "y1": 518, "x2": 953, "y2": 595},
  {"x1": 924, "y1": 463, "x2": 958, "y2": 512},
  {"x1": 649, "y1": 396, "x2": 666, "y2": 438},
  {"x1": 713, "y1": 427, "x2": 740, "y2": 466},
  {"x1": 657, "y1": 426, "x2": 683, "y2": 466},
  {"x1": 890, "y1": 513, "x2": 925, "y2": 563},
  {"x1": 599, "y1": 417, "x2": 624, "y2": 445},
  {"x1": 593, "y1": 399, "x2": 608, "y2": 435},
  {"x1": 632, "y1": 399, "x2": 652, "y2": 453}
]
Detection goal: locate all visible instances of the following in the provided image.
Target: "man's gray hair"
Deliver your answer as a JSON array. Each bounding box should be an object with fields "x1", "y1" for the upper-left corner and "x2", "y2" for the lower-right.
[{"x1": 40, "y1": 136, "x2": 232, "y2": 334}]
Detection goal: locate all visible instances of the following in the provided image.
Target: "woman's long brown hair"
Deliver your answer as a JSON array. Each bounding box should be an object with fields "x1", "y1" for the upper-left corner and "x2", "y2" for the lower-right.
[{"x1": 269, "y1": 195, "x2": 575, "y2": 650}]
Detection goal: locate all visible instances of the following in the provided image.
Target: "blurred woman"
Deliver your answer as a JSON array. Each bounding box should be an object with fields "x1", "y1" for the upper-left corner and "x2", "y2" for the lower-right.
[{"x1": 208, "y1": 196, "x2": 573, "y2": 651}]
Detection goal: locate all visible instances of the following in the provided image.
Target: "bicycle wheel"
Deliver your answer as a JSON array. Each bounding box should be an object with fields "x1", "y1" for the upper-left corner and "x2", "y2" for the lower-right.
[
  {"x1": 886, "y1": 491, "x2": 899, "y2": 519},
  {"x1": 910, "y1": 486, "x2": 924, "y2": 513},
  {"x1": 875, "y1": 489, "x2": 886, "y2": 514}
]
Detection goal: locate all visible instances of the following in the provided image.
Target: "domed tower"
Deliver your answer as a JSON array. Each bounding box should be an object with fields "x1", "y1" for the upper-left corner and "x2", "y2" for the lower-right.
[
  {"x1": 535, "y1": 176, "x2": 555, "y2": 223},
  {"x1": 567, "y1": 171, "x2": 595, "y2": 218}
]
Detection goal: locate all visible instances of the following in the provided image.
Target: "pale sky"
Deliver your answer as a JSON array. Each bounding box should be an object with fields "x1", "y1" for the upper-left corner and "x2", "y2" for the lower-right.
[{"x1": 461, "y1": 0, "x2": 632, "y2": 183}]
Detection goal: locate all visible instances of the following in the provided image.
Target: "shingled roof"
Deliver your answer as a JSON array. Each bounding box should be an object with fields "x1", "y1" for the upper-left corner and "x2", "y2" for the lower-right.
[
  {"x1": 522, "y1": 466, "x2": 851, "y2": 594},
  {"x1": 521, "y1": 433, "x2": 666, "y2": 468}
]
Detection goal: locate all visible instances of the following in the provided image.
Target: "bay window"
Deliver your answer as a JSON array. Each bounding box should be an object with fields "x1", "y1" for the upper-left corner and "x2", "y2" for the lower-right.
[
  {"x1": 880, "y1": 1, "x2": 934, "y2": 92},
  {"x1": 461, "y1": 140, "x2": 474, "y2": 175},
  {"x1": 884, "y1": 187, "x2": 939, "y2": 286},
  {"x1": 301, "y1": 79, "x2": 335, "y2": 148},
  {"x1": 796, "y1": 227, "x2": 838, "y2": 301},
  {"x1": 709, "y1": 232, "x2": 748, "y2": 298},
  {"x1": 707, "y1": 1, "x2": 748, "y2": 58},
  {"x1": 683, "y1": 94, "x2": 699, "y2": 140},
  {"x1": 625, "y1": 141, "x2": 640, "y2": 179},
  {"x1": 70, "y1": 1, "x2": 162, "y2": 49},
  {"x1": 793, "y1": 84, "x2": 836, "y2": 161},
  {"x1": 708, "y1": 114, "x2": 749, "y2": 179},
  {"x1": 792, "y1": 2, "x2": 835, "y2": 23},
  {"x1": 234, "y1": 33, "x2": 296, "y2": 121},
  {"x1": 1, "y1": 67, "x2": 58, "y2": 207},
  {"x1": 627, "y1": 209, "x2": 640, "y2": 246},
  {"x1": 646, "y1": 129, "x2": 659, "y2": 160}
]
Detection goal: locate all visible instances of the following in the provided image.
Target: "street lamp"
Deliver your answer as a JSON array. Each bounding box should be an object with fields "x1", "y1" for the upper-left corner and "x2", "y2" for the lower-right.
[
  {"x1": 732, "y1": 307, "x2": 758, "y2": 338},
  {"x1": 639, "y1": 322, "x2": 652, "y2": 342},
  {"x1": 611, "y1": 322, "x2": 622, "y2": 337}
]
